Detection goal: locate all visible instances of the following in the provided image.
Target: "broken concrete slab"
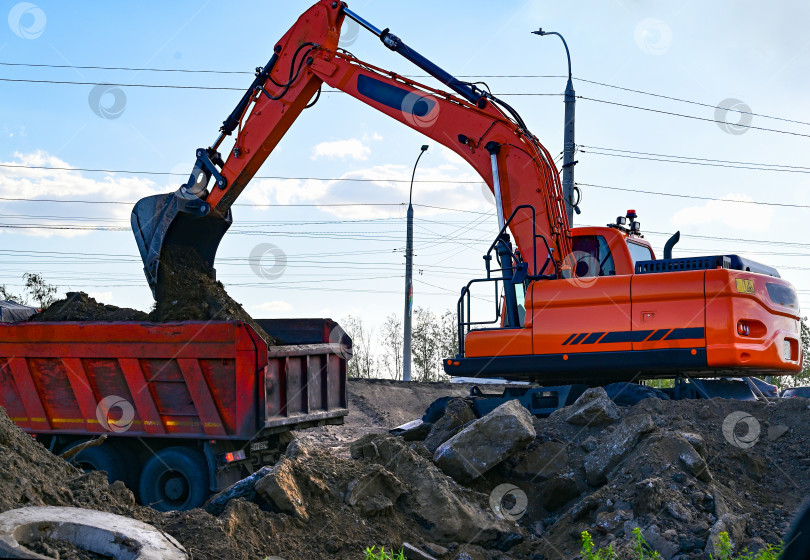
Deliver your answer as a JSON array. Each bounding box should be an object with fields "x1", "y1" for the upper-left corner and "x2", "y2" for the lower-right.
[
  {"x1": 768, "y1": 424, "x2": 790, "y2": 441},
  {"x1": 583, "y1": 413, "x2": 655, "y2": 486},
  {"x1": 254, "y1": 457, "x2": 308, "y2": 521},
  {"x1": 512, "y1": 440, "x2": 569, "y2": 480},
  {"x1": 540, "y1": 471, "x2": 581, "y2": 511},
  {"x1": 565, "y1": 387, "x2": 621, "y2": 427},
  {"x1": 679, "y1": 445, "x2": 712, "y2": 482},
  {"x1": 434, "y1": 400, "x2": 536, "y2": 482},
  {"x1": 355, "y1": 434, "x2": 514, "y2": 544},
  {"x1": 678, "y1": 432, "x2": 706, "y2": 458},
  {"x1": 705, "y1": 513, "x2": 750, "y2": 557},
  {"x1": 345, "y1": 464, "x2": 406, "y2": 517},
  {"x1": 424, "y1": 398, "x2": 476, "y2": 453}
]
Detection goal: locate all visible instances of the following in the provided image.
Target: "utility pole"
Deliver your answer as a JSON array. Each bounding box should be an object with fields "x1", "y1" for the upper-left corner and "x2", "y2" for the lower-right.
[
  {"x1": 532, "y1": 28, "x2": 577, "y2": 224},
  {"x1": 403, "y1": 144, "x2": 429, "y2": 382}
]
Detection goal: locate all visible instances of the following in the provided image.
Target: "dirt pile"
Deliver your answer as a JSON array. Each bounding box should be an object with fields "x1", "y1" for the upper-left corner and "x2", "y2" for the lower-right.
[
  {"x1": 183, "y1": 389, "x2": 810, "y2": 559},
  {"x1": 388, "y1": 389, "x2": 810, "y2": 559},
  {"x1": 32, "y1": 247, "x2": 277, "y2": 343},
  {"x1": 1, "y1": 381, "x2": 808, "y2": 560},
  {"x1": 0, "y1": 404, "x2": 156, "y2": 523},
  {"x1": 28, "y1": 537, "x2": 114, "y2": 560},
  {"x1": 150, "y1": 246, "x2": 275, "y2": 343},
  {"x1": 33, "y1": 292, "x2": 149, "y2": 322}
]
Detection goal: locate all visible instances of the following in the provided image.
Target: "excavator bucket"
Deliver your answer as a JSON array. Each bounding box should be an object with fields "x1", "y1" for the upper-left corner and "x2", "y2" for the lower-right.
[{"x1": 131, "y1": 187, "x2": 232, "y2": 298}]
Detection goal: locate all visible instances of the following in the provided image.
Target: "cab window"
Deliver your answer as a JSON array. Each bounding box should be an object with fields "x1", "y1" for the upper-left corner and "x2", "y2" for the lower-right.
[
  {"x1": 571, "y1": 235, "x2": 615, "y2": 277},
  {"x1": 627, "y1": 241, "x2": 653, "y2": 264}
]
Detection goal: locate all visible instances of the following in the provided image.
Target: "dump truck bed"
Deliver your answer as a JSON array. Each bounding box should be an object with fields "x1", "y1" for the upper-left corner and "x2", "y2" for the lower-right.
[{"x1": 0, "y1": 320, "x2": 349, "y2": 439}]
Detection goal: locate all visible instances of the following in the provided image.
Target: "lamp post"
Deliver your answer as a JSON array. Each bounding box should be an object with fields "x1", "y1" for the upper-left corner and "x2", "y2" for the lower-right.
[
  {"x1": 532, "y1": 28, "x2": 578, "y2": 224},
  {"x1": 403, "y1": 144, "x2": 429, "y2": 382}
]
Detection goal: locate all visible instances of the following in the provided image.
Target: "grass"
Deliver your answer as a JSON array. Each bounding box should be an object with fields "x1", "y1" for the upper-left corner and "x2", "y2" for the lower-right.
[
  {"x1": 364, "y1": 546, "x2": 405, "y2": 560},
  {"x1": 580, "y1": 529, "x2": 782, "y2": 560}
]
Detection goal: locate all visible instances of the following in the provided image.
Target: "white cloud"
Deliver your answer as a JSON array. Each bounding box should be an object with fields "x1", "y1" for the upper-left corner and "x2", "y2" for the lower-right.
[
  {"x1": 670, "y1": 193, "x2": 774, "y2": 233},
  {"x1": 89, "y1": 291, "x2": 113, "y2": 303},
  {"x1": 311, "y1": 138, "x2": 370, "y2": 160},
  {"x1": 253, "y1": 300, "x2": 293, "y2": 313},
  {"x1": 243, "y1": 157, "x2": 492, "y2": 220},
  {"x1": 0, "y1": 151, "x2": 164, "y2": 237}
]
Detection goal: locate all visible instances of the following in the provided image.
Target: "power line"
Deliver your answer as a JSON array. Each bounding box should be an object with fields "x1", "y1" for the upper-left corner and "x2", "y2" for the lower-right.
[
  {"x1": 574, "y1": 77, "x2": 810, "y2": 128},
  {"x1": 581, "y1": 145, "x2": 810, "y2": 174},
  {"x1": 0, "y1": 76, "x2": 559, "y2": 97},
  {"x1": 1, "y1": 161, "x2": 801, "y2": 209},
  {"x1": 0, "y1": 61, "x2": 255, "y2": 75},
  {"x1": 0, "y1": 162, "x2": 483, "y2": 183},
  {"x1": 579, "y1": 97, "x2": 810, "y2": 140},
  {"x1": 6, "y1": 58, "x2": 809, "y2": 129},
  {"x1": 577, "y1": 182, "x2": 810, "y2": 209}
]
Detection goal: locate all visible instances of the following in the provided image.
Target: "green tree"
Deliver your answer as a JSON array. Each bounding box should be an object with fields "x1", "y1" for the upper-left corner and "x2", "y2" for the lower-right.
[
  {"x1": 0, "y1": 285, "x2": 23, "y2": 304},
  {"x1": 412, "y1": 307, "x2": 441, "y2": 382},
  {"x1": 378, "y1": 313, "x2": 403, "y2": 380},
  {"x1": 438, "y1": 309, "x2": 459, "y2": 362},
  {"x1": 23, "y1": 273, "x2": 57, "y2": 308},
  {"x1": 341, "y1": 315, "x2": 374, "y2": 379}
]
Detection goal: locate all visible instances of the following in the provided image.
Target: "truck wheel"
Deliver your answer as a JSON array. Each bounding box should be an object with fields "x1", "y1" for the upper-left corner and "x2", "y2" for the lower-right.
[
  {"x1": 64, "y1": 441, "x2": 128, "y2": 486},
  {"x1": 139, "y1": 447, "x2": 209, "y2": 512},
  {"x1": 603, "y1": 382, "x2": 670, "y2": 406}
]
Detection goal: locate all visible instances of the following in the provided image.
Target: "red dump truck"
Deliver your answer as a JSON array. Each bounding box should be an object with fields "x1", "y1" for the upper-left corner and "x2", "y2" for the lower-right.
[{"x1": 0, "y1": 318, "x2": 350, "y2": 511}]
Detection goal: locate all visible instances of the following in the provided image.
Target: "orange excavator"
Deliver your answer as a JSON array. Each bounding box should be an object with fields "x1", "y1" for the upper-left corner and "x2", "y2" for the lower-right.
[{"x1": 132, "y1": 0, "x2": 803, "y2": 394}]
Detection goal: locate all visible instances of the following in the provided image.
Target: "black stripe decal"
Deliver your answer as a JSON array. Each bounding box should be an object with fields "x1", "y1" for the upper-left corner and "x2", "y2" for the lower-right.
[
  {"x1": 664, "y1": 327, "x2": 705, "y2": 340},
  {"x1": 599, "y1": 331, "x2": 633, "y2": 343},
  {"x1": 631, "y1": 330, "x2": 654, "y2": 342},
  {"x1": 562, "y1": 333, "x2": 578, "y2": 345},
  {"x1": 647, "y1": 329, "x2": 669, "y2": 341},
  {"x1": 583, "y1": 332, "x2": 605, "y2": 344},
  {"x1": 570, "y1": 333, "x2": 588, "y2": 345}
]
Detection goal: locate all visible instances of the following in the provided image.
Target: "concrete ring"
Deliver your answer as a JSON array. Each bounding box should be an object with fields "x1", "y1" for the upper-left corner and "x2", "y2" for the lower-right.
[{"x1": 0, "y1": 506, "x2": 187, "y2": 559}]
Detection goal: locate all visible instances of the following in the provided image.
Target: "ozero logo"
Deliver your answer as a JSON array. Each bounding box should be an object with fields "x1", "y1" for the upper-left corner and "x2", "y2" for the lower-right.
[
  {"x1": 722, "y1": 410, "x2": 760, "y2": 449},
  {"x1": 88, "y1": 85, "x2": 127, "y2": 120},
  {"x1": 489, "y1": 483, "x2": 528, "y2": 522},
  {"x1": 96, "y1": 395, "x2": 135, "y2": 433},
  {"x1": 356, "y1": 75, "x2": 439, "y2": 128},
  {"x1": 8, "y1": 2, "x2": 46, "y2": 39}
]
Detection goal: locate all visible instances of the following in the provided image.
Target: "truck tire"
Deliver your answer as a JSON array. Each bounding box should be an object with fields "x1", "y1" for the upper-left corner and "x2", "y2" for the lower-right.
[
  {"x1": 64, "y1": 441, "x2": 128, "y2": 486},
  {"x1": 603, "y1": 382, "x2": 670, "y2": 406},
  {"x1": 139, "y1": 447, "x2": 209, "y2": 512}
]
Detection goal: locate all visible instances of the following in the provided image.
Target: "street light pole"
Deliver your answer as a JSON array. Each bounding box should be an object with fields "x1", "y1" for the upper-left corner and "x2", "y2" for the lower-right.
[
  {"x1": 403, "y1": 144, "x2": 429, "y2": 382},
  {"x1": 532, "y1": 28, "x2": 578, "y2": 224}
]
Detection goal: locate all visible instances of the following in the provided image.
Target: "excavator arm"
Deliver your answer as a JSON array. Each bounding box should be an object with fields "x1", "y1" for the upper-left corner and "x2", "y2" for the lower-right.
[{"x1": 131, "y1": 0, "x2": 571, "y2": 297}]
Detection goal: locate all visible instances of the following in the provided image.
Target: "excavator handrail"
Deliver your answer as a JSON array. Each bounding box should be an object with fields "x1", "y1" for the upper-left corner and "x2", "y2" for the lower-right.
[
  {"x1": 483, "y1": 204, "x2": 558, "y2": 280},
  {"x1": 455, "y1": 203, "x2": 559, "y2": 357}
]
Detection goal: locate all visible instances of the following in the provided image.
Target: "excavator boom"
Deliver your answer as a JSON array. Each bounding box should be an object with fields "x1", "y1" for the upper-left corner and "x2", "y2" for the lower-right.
[{"x1": 131, "y1": 0, "x2": 570, "y2": 297}]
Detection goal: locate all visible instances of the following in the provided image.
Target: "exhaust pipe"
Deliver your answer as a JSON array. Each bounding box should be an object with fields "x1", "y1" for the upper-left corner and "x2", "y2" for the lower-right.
[{"x1": 664, "y1": 230, "x2": 680, "y2": 260}]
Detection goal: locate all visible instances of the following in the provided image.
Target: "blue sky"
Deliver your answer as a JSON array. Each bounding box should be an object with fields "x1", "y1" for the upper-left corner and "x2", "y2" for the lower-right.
[{"x1": 1, "y1": 0, "x2": 808, "y2": 327}]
